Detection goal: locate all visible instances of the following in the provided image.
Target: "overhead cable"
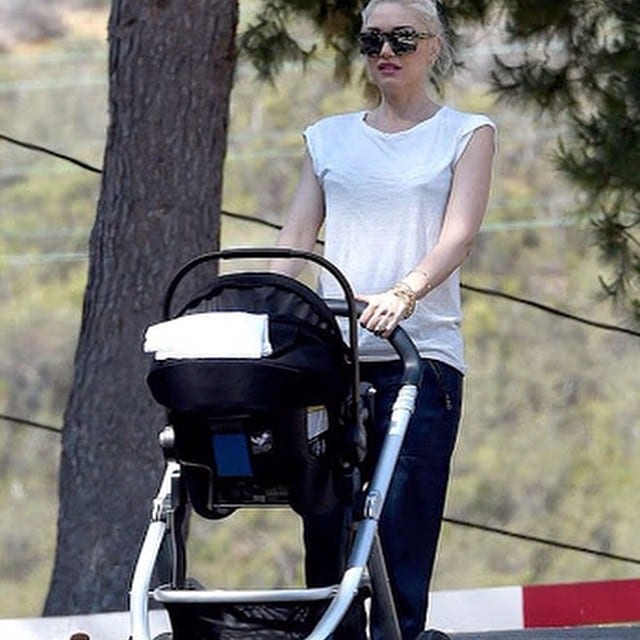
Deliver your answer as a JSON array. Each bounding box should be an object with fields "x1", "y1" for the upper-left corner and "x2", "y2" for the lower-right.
[
  {"x1": 0, "y1": 133, "x2": 101, "y2": 174},
  {"x1": 461, "y1": 284, "x2": 640, "y2": 338},
  {"x1": 443, "y1": 516, "x2": 640, "y2": 566},
  {"x1": 2, "y1": 410, "x2": 638, "y2": 567},
  {"x1": 0, "y1": 412, "x2": 62, "y2": 434},
  {"x1": 2, "y1": 132, "x2": 638, "y2": 339}
]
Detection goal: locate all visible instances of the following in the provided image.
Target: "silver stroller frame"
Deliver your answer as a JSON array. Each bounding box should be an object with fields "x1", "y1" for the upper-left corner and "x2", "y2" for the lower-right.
[{"x1": 130, "y1": 249, "x2": 423, "y2": 640}]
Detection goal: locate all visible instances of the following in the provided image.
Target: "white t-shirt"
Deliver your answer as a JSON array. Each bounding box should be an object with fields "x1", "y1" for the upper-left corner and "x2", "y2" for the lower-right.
[{"x1": 304, "y1": 106, "x2": 495, "y2": 373}]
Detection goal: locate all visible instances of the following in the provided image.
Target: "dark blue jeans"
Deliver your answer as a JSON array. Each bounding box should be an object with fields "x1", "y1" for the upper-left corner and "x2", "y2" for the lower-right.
[{"x1": 303, "y1": 359, "x2": 463, "y2": 640}]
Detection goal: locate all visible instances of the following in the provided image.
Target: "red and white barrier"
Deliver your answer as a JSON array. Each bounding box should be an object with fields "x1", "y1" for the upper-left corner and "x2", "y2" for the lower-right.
[
  {"x1": 2, "y1": 578, "x2": 640, "y2": 639},
  {"x1": 427, "y1": 578, "x2": 640, "y2": 632}
]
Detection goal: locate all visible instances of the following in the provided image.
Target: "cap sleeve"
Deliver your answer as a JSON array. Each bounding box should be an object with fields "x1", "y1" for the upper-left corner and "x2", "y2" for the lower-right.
[
  {"x1": 302, "y1": 123, "x2": 322, "y2": 179},
  {"x1": 454, "y1": 115, "x2": 496, "y2": 165}
]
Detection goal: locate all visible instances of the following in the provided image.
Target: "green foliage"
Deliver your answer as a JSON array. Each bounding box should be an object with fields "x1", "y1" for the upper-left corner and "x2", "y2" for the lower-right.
[
  {"x1": 239, "y1": 0, "x2": 363, "y2": 84},
  {"x1": 442, "y1": 288, "x2": 640, "y2": 589},
  {"x1": 239, "y1": 2, "x2": 317, "y2": 83},
  {"x1": 491, "y1": 0, "x2": 640, "y2": 321}
]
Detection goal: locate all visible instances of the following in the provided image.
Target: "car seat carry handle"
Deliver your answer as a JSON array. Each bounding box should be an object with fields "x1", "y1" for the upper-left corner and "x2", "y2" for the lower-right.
[
  {"x1": 162, "y1": 247, "x2": 359, "y2": 363},
  {"x1": 325, "y1": 299, "x2": 423, "y2": 387},
  {"x1": 163, "y1": 247, "x2": 356, "y2": 323}
]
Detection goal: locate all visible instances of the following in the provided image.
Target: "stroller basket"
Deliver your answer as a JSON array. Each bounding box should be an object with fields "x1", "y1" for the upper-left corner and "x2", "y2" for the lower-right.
[
  {"x1": 155, "y1": 583, "x2": 368, "y2": 640},
  {"x1": 159, "y1": 596, "x2": 331, "y2": 640}
]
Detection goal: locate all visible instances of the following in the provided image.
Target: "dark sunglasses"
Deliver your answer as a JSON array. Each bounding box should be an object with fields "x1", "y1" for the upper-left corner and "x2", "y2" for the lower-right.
[{"x1": 358, "y1": 27, "x2": 434, "y2": 57}]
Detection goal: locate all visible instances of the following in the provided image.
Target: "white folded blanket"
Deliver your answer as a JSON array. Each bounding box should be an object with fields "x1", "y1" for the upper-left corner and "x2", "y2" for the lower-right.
[{"x1": 143, "y1": 312, "x2": 273, "y2": 360}]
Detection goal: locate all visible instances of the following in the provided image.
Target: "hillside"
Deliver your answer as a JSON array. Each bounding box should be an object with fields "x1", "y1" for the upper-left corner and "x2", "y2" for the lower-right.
[{"x1": 1, "y1": 0, "x2": 639, "y2": 619}]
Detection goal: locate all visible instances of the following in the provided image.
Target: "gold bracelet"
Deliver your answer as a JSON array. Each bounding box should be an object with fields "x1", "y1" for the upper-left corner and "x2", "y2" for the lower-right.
[{"x1": 392, "y1": 281, "x2": 417, "y2": 319}]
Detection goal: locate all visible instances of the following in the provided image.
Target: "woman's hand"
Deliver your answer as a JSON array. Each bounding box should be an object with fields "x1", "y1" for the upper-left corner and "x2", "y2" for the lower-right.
[{"x1": 357, "y1": 288, "x2": 411, "y2": 338}]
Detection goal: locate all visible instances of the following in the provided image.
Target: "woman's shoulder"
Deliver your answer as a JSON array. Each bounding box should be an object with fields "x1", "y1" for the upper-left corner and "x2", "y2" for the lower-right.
[
  {"x1": 302, "y1": 111, "x2": 365, "y2": 162},
  {"x1": 438, "y1": 105, "x2": 496, "y2": 133},
  {"x1": 305, "y1": 111, "x2": 365, "y2": 134}
]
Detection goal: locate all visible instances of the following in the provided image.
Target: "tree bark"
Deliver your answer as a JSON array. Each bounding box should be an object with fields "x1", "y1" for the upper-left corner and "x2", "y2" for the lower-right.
[{"x1": 44, "y1": 0, "x2": 239, "y2": 615}]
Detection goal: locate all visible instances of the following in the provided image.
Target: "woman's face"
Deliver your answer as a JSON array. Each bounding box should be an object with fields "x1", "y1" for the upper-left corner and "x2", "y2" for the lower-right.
[{"x1": 362, "y1": 2, "x2": 440, "y2": 94}]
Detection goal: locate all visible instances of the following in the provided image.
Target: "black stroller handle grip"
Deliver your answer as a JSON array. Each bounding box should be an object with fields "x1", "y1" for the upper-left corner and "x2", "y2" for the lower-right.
[{"x1": 325, "y1": 299, "x2": 423, "y2": 387}]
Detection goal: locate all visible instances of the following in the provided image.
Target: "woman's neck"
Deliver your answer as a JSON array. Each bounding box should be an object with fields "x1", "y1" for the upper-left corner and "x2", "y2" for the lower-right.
[{"x1": 366, "y1": 95, "x2": 440, "y2": 133}]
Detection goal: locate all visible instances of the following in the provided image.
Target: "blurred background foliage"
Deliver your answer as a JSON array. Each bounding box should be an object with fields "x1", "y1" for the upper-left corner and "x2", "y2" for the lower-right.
[{"x1": 0, "y1": 0, "x2": 639, "y2": 617}]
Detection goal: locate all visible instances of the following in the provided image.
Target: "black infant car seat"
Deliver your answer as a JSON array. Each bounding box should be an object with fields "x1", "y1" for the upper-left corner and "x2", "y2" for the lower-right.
[{"x1": 146, "y1": 269, "x2": 362, "y2": 519}]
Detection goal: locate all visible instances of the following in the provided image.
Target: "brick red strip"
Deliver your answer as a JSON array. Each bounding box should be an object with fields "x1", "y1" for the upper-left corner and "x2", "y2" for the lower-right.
[{"x1": 523, "y1": 578, "x2": 640, "y2": 628}]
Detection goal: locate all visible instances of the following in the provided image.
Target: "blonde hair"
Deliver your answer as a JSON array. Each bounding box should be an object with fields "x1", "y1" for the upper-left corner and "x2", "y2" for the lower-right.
[{"x1": 361, "y1": 0, "x2": 454, "y2": 79}]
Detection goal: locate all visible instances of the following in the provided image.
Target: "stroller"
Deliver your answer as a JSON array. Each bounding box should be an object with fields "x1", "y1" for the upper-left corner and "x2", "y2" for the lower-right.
[{"x1": 130, "y1": 248, "x2": 424, "y2": 640}]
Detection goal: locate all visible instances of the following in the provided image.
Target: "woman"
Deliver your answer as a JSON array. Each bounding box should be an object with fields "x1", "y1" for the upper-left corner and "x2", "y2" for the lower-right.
[{"x1": 275, "y1": 1, "x2": 496, "y2": 638}]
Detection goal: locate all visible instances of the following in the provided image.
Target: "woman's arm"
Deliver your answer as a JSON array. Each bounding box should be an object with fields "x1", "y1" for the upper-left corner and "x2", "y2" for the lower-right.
[
  {"x1": 404, "y1": 124, "x2": 496, "y2": 294},
  {"x1": 271, "y1": 151, "x2": 325, "y2": 276},
  {"x1": 359, "y1": 125, "x2": 496, "y2": 336}
]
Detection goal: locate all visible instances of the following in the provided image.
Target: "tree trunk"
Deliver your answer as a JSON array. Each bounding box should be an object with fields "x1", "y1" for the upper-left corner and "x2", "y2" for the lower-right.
[{"x1": 44, "y1": 0, "x2": 239, "y2": 615}]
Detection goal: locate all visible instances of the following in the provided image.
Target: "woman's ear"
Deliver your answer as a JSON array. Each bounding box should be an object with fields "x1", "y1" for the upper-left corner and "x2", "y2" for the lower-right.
[{"x1": 427, "y1": 35, "x2": 442, "y2": 66}]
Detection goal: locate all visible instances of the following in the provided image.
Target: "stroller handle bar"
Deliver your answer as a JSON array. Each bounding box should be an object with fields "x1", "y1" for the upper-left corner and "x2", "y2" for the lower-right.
[
  {"x1": 326, "y1": 299, "x2": 422, "y2": 386},
  {"x1": 162, "y1": 248, "x2": 422, "y2": 386}
]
